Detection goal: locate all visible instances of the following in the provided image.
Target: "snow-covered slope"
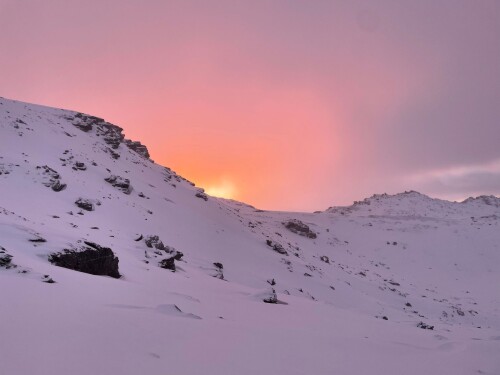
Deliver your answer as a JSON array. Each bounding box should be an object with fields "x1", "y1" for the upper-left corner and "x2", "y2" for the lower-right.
[{"x1": 1, "y1": 97, "x2": 499, "y2": 375}]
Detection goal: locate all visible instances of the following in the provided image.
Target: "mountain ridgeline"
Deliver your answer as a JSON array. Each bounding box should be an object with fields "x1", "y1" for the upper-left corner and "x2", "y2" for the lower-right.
[{"x1": 1, "y1": 97, "x2": 499, "y2": 375}]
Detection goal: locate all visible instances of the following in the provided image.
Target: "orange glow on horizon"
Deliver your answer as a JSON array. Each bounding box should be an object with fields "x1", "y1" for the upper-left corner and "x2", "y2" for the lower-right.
[
  {"x1": 3, "y1": 2, "x2": 493, "y2": 210},
  {"x1": 204, "y1": 179, "x2": 237, "y2": 199}
]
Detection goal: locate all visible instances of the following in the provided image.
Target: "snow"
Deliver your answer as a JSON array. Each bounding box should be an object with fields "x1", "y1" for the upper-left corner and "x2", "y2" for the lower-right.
[{"x1": 1, "y1": 96, "x2": 499, "y2": 374}]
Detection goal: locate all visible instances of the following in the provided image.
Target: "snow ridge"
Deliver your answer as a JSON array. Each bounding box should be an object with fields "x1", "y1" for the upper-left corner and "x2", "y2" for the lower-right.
[{"x1": 1, "y1": 97, "x2": 499, "y2": 375}]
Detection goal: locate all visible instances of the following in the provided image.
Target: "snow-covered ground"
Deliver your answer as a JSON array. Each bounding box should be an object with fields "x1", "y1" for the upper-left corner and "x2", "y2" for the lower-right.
[{"x1": 1, "y1": 97, "x2": 499, "y2": 375}]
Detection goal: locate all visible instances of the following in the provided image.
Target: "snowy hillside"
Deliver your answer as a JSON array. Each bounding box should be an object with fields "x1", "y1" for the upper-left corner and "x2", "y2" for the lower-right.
[{"x1": 1, "y1": 97, "x2": 499, "y2": 375}]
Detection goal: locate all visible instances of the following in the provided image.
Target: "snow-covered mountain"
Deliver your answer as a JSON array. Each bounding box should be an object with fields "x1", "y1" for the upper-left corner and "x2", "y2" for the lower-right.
[{"x1": 1, "y1": 97, "x2": 499, "y2": 375}]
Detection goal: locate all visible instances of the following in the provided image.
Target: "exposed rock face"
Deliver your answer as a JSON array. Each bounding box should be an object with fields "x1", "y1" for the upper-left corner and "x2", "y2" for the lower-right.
[
  {"x1": 159, "y1": 256, "x2": 176, "y2": 271},
  {"x1": 48, "y1": 241, "x2": 120, "y2": 278},
  {"x1": 37, "y1": 165, "x2": 67, "y2": 192},
  {"x1": 101, "y1": 124, "x2": 125, "y2": 149},
  {"x1": 145, "y1": 235, "x2": 165, "y2": 250},
  {"x1": 125, "y1": 140, "x2": 150, "y2": 159},
  {"x1": 71, "y1": 112, "x2": 150, "y2": 159},
  {"x1": 72, "y1": 113, "x2": 103, "y2": 132},
  {"x1": 195, "y1": 190, "x2": 208, "y2": 201},
  {"x1": 51, "y1": 180, "x2": 67, "y2": 192},
  {"x1": 417, "y1": 321, "x2": 434, "y2": 330},
  {"x1": 283, "y1": 219, "x2": 317, "y2": 239},
  {"x1": 171, "y1": 250, "x2": 184, "y2": 261},
  {"x1": 105, "y1": 175, "x2": 132, "y2": 194},
  {"x1": 0, "y1": 253, "x2": 14, "y2": 269},
  {"x1": 213, "y1": 262, "x2": 224, "y2": 279},
  {"x1": 144, "y1": 235, "x2": 184, "y2": 263},
  {"x1": 75, "y1": 198, "x2": 94, "y2": 211},
  {"x1": 266, "y1": 239, "x2": 288, "y2": 255},
  {"x1": 463, "y1": 195, "x2": 500, "y2": 207}
]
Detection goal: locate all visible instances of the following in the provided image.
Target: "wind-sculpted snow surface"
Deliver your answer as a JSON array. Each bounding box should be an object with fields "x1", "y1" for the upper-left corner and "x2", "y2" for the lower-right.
[{"x1": 0, "y1": 97, "x2": 499, "y2": 375}]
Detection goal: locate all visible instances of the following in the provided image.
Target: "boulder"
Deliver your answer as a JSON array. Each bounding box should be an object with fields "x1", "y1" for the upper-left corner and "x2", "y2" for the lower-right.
[
  {"x1": 48, "y1": 241, "x2": 120, "y2": 278},
  {"x1": 213, "y1": 262, "x2": 224, "y2": 279},
  {"x1": 75, "y1": 198, "x2": 94, "y2": 211},
  {"x1": 158, "y1": 256, "x2": 176, "y2": 271},
  {"x1": 0, "y1": 253, "x2": 14, "y2": 268},
  {"x1": 262, "y1": 288, "x2": 278, "y2": 304},
  {"x1": 73, "y1": 162, "x2": 87, "y2": 171},
  {"x1": 51, "y1": 180, "x2": 67, "y2": 192},
  {"x1": 144, "y1": 235, "x2": 165, "y2": 250}
]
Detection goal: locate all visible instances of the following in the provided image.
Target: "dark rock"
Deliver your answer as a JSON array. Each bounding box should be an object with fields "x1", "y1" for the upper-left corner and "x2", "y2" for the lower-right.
[
  {"x1": 73, "y1": 162, "x2": 87, "y2": 171},
  {"x1": 263, "y1": 288, "x2": 278, "y2": 304},
  {"x1": 75, "y1": 198, "x2": 94, "y2": 211},
  {"x1": 134, "y1": 234, "x2": 143, "y2": 242},
  {"x1": 213, "y1": 262, "x2": 224, "y2": 279},
  {"x1": 107, "y1": 148, "x2": 121, "y2": 159},
  {"x1": 42, "y1": 275, "x2": 56, "y2": 284},
  {"x1": 29, "y1": 236, "x2": 47, "y2": 243},
  {"x1": 266, "y1": 239, "x2": 288, "y2": 255},
  {"x1": 144, "y1": 235, "x2": 165, "y2": 250},
  {"x1": 51, "y1": 180, "x2": 67, "y2": 192},
  {"x1": 320, "y1": 255, "x2": 330, "y2": 264},
  {"x1": 38, "y1": 165, "x2": 67, "y2": 192},
  {"x1": 382, "y1": 316, "x2": 388, "y2": 320},
  {"x1": 105, "y1": 175, "x2": 132, "y2": 194},
  {"x1": 195, "y1": 191, "x2": 208, "y2": 201},
  {"x1": 48, "y1": 241, "x2": 120, "y2": 278},
  {"x1": 172, "y1": 251, "x2": 184, "y2": 261},
  {"x1": 405, "y1": 302, "x2": 412, "y2": 307},
  {"x1": 0, "y1": 253, "x2": 14, "y2": 268},
  {"x1": 417, "y1": 321, "x2": 434, "y2": 330},
  {"x1": 158, "y1": 256, "x2": 176, "y2": 271},
  {"x1": 267, "y1": 278, "x2": 276, "y2": 286},
  {"x1": 71, "y1": 113, "x2": 150, "y2": 160},
  {"x1": 100, "y1": 123, "x2": 125, "y2": 149},
  {"x1": 72, "y1": 113, "x2": 103, "y2": 132},
  {"x1": 283, "y1": 219, "x2": 317, "y2": 239},
  {"x1": 125, "y1": 140, "x2": 150, "y2": 158}
]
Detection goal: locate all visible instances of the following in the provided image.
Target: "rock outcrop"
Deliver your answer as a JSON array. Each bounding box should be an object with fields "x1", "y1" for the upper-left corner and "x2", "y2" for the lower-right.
[
  {"x1": 75, "y1": 198, "x2": 95, "y2": 211},
  {"x1": 71, "y1": 112, "x2": 150, "y2": 159},
  {"x1": 105, "y1": 175, "x2": 132, "y2": 194},
  {"x1": 266, "y1": 240, "x2": 288, "y2": 255},
  {"x1": 283, "y1": 219, "x2": 317, "y2": 239},
  {"x1": 48, "y1": 241, "x2": 120, "y2": 278}
]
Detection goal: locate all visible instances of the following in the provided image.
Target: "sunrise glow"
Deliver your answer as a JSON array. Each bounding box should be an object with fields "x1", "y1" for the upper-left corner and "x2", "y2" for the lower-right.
[
  {"x1": 1, "y1": 1, "x2": 499, "y2": 211},
  {"x1": 204, "y1": 179, "x2": 236, "y2": 199}
]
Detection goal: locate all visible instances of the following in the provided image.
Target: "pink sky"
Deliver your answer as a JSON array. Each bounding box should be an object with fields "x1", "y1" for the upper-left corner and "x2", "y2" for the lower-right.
[{"x1": 1, "y1": 0, "x2": 499, "y2": 211}]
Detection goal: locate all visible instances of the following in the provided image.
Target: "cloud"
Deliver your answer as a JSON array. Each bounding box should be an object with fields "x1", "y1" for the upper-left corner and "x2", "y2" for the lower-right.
[{"x1": 406, "y1": 159, "x2": 500, "y2": 200}]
